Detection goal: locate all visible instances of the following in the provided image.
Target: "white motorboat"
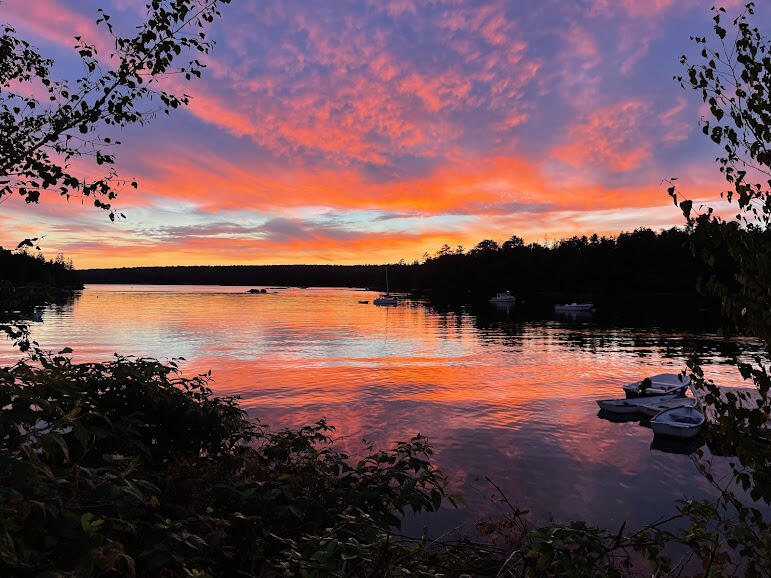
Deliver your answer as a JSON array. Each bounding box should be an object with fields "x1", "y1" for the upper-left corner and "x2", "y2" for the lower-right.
[
  {"x1": 489, "y1": 291, "x2": 516, "y2": 303},
  {"x1": 638, "y1": 397, "x2": 698, "y2": 418},
  {"x1": 622, "y1": 373, "x2": 690, "y2": 398},
  {"x1": 554, "y1": 302, "x2": 594, "y2": 312},
  {"x1": 650, "y1": 406, "x2": 705, "y2": 439},
  {"x1": 596, "y1": 391, "x2": 683, "y2": 414}
]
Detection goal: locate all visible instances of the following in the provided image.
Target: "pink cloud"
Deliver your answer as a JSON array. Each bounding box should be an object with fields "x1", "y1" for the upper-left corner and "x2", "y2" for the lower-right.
[
  {"x1": 659, "y1": 97, "x2": 692, "y2": 144},
  {"x1": 588, "y1": 0, "x2": 683, "y2": 19},
  {"x1": 2, "y1": 0, "x2": 102, "y2": 49},
  {"x1": 553, "y1": 100, "x2": 653, "y2": 172}
]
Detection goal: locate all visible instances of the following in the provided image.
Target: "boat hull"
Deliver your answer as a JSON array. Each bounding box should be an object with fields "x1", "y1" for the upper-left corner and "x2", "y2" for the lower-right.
[
  {"x1": 622, "y1": 374, "x2": 690, "y2": 399},
  {"x1": 650, "y1": 407, "x2": 705, "y2": 439},
  {"x1": 597, "y1": 400, "x2": 644, "y2": 414},
  {"x1": 373, "y1": 297, "x2": 398, "y2": 306},
  {"x1": 638, "y1": 397, "x2": 697, "y2": 418},
  {"x1": 596, "y1": 392, "x2": 681, "y2": 414},
  {"x1": 650, "y1": 421, "x2": 703, "y2": 439},
  {"x1": 623, "y1": 384, "x2": 688, "y2": 399}
]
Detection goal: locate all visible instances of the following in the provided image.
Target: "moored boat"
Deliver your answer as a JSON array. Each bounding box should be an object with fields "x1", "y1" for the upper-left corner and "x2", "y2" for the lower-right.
[
  {"x1": 650, "y1": 406, "x2": 705, "y2": 439},
  {"x1": 489, "y1": 291, "x2": 516, "y2": 303},
  {"x1": 638, "y1": 396, "x2": 697, "y2": 418},
  {"x1": 596, "y1": 391, "x2": 683, "y2": 414},
  {"x1": 373, "y1": 295, "x2": 397, "y2": 305},
  {"x1": 622, "y1": 373, "x2": 690, "y2": 398},
  {"x1": 373, "y1": 266, "x2": 398, "y2": 306}
]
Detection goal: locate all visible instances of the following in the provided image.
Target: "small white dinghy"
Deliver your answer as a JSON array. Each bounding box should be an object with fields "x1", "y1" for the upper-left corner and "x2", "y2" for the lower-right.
[
  {"x1": 638, "y1": 397, "x2": 697, "y2": 418},
  {"x1": 596, "y1": 391, "x2": 682, "y2": 415},
  {"x1": 622, "y1": 373, "x2": 690, "y2": 398},
  {"x1": 650, "y1": 406, "x2": 705, "y2": 439}
]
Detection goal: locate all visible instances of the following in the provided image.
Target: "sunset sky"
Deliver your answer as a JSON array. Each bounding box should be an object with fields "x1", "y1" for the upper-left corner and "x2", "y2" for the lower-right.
[{"x1": 1, "y1": 0, "x2": 759, "y2": 268}]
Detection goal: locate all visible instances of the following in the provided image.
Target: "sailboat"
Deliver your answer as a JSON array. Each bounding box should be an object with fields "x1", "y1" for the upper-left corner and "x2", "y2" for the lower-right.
[{"x1": 373, "y1": 267, "x2": 398, "y2": 306}]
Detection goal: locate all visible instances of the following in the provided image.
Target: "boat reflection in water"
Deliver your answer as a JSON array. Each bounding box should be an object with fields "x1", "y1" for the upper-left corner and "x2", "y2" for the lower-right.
[
  {"x1": 555, "y1": 309, "x2": 594, "y2": 322},
  {"x1": 489, "y1": 299, "x2": 516, "y2": 318},
  {"x1": 650, "y1": 435, "x2": 705, "y2": 456},
  {"x1": 596, "y1": 409, "x2": 643, "y2": 424}
]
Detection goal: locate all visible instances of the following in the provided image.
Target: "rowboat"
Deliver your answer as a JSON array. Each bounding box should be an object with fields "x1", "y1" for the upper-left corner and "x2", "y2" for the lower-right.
[
  {"x1": 638, "y1": 397, "x2": 697, "y2": 418},
  {"x1": 622, "y1": 373, "x2": 690, "y2": 398},
  {"x1": 650, "y1": 406, "x2": 705, "y2": 439},
  {"x1": 596, "y1": 391, "x2": 683, "y2": 414}
]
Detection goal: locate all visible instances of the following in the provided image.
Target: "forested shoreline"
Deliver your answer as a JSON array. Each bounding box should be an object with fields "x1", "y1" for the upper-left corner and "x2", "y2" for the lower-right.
[
  {"x1": 1, "y1": 247, "x2": 82, "y2": 290},
  {"x1": 78, "y1": 226, "x2": 716, "y2": 311}
]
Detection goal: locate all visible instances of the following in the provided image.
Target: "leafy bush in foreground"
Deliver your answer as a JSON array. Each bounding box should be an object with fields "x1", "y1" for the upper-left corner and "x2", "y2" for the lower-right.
[{"x1": 0, "y1": 353, "x2": 450, "y2": 576}]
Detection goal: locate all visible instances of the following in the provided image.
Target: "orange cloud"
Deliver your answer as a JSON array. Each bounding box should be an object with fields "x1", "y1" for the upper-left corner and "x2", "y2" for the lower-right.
[{"x1": 127, "y1": 140, "x2": 686, "y2": 217}]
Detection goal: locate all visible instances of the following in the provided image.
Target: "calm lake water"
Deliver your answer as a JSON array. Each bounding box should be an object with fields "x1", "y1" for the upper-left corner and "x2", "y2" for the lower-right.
[{"x1": 2, "y1": 285, "x2": 761, "y2": 537}]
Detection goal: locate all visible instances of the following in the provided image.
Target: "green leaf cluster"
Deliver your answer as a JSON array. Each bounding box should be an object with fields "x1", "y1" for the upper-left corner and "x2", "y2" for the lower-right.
[
  {"x1": 0, "y1": 354, "x2": 450, "y2": 576},
  {"x1": 0, "y1": 1, "x2": 231, "y2": 219},
  {"x1": 665, "y1": 4, "x2": 771, "y2": 576}
]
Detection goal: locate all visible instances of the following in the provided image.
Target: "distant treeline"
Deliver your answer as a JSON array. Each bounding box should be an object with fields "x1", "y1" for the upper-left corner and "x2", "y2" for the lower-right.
[
  {"x1": 0, "y1": 248, "x2": 82, "y2": 289},
  {"x1": 79, "y1": 264, "x2": 387, "y2": 288},
  {"x1": 79, "y1": 227, "x2": 718, "y2": 310}
]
